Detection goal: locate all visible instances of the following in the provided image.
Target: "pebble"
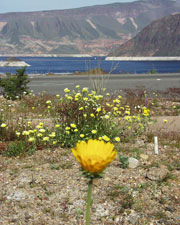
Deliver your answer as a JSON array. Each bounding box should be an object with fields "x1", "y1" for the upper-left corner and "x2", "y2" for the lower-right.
[
  {"x1": 93, "y1": 179, "x2": 101, "y2": 186},
  {"x1": 140, "y1": 154, "x2": 149, "y2": 160},
  {"x1": 6, "y1": 191, "x2": 26, "y2": 201},
  {"x1": 146, "y1": 167, "x2": 169, "y2": 181},
  {"x1": 114, "y1": 216, "x2": 120, "y2": 223},
  {"x1": 95, "y1": 204, "x2": 109, "y2": 217},
  {"x1": 128, "y1": 157, "x2": 139, "y2": 169}
]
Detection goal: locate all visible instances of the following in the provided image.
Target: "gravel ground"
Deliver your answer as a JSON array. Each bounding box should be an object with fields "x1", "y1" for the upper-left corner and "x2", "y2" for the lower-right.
[{"x1": 0, "y1": 139, "x2": 180, "y2": 225}]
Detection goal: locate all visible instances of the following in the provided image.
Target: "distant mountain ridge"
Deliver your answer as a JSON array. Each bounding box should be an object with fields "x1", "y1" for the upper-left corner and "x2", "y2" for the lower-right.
[
  {"x1": 0, "y1": 0, "x2": 180, "y2": 55},
  {"x1": 109, "y1": 13, "x2": 180, "y2": 56}
]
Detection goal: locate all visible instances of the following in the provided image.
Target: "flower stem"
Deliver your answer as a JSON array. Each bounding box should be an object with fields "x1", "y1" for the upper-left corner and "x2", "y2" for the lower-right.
[{"x1": 86, "y1": 178, "x2": 93, "y2": 225}]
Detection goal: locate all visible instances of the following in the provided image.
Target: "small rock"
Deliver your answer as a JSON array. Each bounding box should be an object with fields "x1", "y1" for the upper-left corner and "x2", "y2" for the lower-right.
[
  {"x1": 95, "y1": 204, "x2": 109, "y2": 217},
  {"x1": 165, "y1": 206, "x2": 175, "y2": 212},
  {"x1": 159, "y1": 165, "x2": 168, "y2": 170},
  {"x1": 114, "y1": 216, "x2": 120, "y2": 223},
  {"x1": 10, "y1": 216, "x2": 18, "y2": 223},
  {"x1": 6, "y1": 191, "x2": 26, "y2": 201},
  {"x1": 136, "y1": 140, "x2": 144, "y2": 146},
  {"x1": 140, "y1": 154, "x2": 149, "y2": 160},
  {"x1": 104, "y1": 177, "x2": 111, "y2": 181},
  {"x1": 93, "y1": 179, "x2": 100, "y2": 186},
  {"x1": 128, "y1": 157, "x2": 139, "y2": 169},
  {"x1": 162, "y1": 186, "x2": 169, "y2": 193},
  {"x1": 24, "y1": 212, "x2": 31, "y2": 220},
  {"x1": 146, "y1": 167, "x2": 169, "y2": 181}
]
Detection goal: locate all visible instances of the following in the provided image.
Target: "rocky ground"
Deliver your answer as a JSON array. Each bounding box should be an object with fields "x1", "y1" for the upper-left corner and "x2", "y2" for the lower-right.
[{"x1": 0, "y1": 134, "x2": 179, "y2": 225}]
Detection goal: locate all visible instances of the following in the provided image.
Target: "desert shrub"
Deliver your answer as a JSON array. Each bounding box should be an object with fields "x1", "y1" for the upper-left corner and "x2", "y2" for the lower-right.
[
  {"x1": 4, "y1": 140, "x2": 35, "y2": 157},
  {"x1": 0, "y1": 67, "x2": 29, "y2": 100},
  {"x1": 0, "y1": 85, "x2": 152, "y2": 156},
  {"x1": 52, "y1": 86, "x2": 151, "y2": 147}
]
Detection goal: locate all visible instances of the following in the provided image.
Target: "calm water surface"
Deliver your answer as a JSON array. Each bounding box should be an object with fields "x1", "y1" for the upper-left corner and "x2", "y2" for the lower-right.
[{"x1": 0, "y1": 56, "x2": 180, "y2": 74}]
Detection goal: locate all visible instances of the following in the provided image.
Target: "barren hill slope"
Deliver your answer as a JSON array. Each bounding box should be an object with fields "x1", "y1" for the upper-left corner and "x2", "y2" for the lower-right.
[
  {"x1": 109, "y1": 13, "x2": 180, "y2": 56},
  {"x1": 0, "y1": 0, "x2": 180, "y2": 55}
]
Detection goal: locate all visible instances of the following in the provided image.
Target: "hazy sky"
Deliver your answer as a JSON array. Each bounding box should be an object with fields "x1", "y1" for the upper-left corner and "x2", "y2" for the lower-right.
[{"x1": 0, "y1": 0, "x2": 135, "y2": 13}]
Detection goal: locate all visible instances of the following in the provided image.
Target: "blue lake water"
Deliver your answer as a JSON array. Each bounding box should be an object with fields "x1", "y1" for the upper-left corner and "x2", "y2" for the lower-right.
[{"x1": 0, "y1": 56, "x2": 180, "y2": 74}]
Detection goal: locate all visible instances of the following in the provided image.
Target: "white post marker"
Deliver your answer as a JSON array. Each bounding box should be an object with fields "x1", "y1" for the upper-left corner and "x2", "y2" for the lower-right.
[{"x1": 154, "y1": 136, "x2": 159, "y2": 155}]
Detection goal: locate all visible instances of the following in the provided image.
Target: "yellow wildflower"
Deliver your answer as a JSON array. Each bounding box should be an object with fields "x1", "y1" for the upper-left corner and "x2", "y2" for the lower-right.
[
  {"x1": 90, "y1": 113, "x2": 95, "y2": 117},
  {"x1": 67, "y1": 96, "x2": 73, "y2": 100},
  {"x1": 94, "y1": 96, "x2": 99, "y2": 100},
  {"x1": 91, "y1": 130, "x2": 97, "y2": 134},
  {"x1": 125, "y1": 110, "x2": 130, "y2": 115},
  {"x1": 104, "y1": 115, "x2": 110, "y2": 119},
  {"x1": 29, "y1": 130, "x2": 34, "y2": 134},
  {"x1": 28, "y1": 137, "x2": 35, "y2": 142},
  {"x1": 46, "y1": 100, "x2": 51, "y2": 104},
  {"x1": 56, "y1": 124, "x2": 60, "y2": 128},
  {"x1": 16, "y1": 131, "x2": 21, "y2": 137},
  {"x1": 22, "y1": 131, "x2": 30, "y2": 136},
  {"x1": 82, "y1": 87, "x2": 88, "y2": 93},
  {"x1": 75, "y1": 93, "x2": 81, "y2": 98},
  {"x1": 70, "y1": 123, "x2": 76, "y2": 128},
  {"x1": 163, "y1": 119, "x2": 168, "y2": 123},
  {"x1": 102, "y1": 135, "x2": 110, "y2": 142},
  {"x1": 80, "y1": 134, "x2": 85, "y2": 138},
  {"x1": 39, "y1": 129, "x2": 46, "y2": 133},
  {"x1": 49, "y1": 132, "x2": 56, "y2": 138},
  {"x1": 113, "y1": 99, "x2": 120, "y2": 103},
  {"x1": 115, "y1": 137, "x2": 120, "y2": 142},
  {"x1": 64, "y1": 88, "x2": 70, "y2": 93},
  {"x1": 96, "y1": 107, "x2": 101, "y2": 112},
  {"x1": 72, "y1": 139, "x2": 117, "y2": 173},
  {"x1": 43, "y1": 137, "x2": 49, "y2": 141},
  {"x1": 1, "y1": 123, "x2": 7, "y2": 128}
]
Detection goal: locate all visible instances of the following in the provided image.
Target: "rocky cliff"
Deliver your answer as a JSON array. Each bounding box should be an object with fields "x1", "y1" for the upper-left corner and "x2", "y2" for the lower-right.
[
  {"x1": 109, "y1": 13, "x2": 180, "y2": 56},
  {"x1": 0, "y1": 0, "x2": 180, "y2": 55}
]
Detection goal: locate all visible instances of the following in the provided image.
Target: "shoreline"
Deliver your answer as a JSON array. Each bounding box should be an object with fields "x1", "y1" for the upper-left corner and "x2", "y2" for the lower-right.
[
  {"x1": 105, "y1": 56, "x2": 180, "y2": 61},
  {"x1": 1, "y1": 72, "x2": 180, "y2": 78},
  {"x1": 0, "y1": 54, "x2": 93, "y2": 58}
]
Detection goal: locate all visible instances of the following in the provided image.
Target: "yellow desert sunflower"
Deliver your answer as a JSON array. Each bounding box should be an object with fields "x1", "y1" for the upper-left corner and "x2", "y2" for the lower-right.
[{"x1": 72, "y1": 139, "x2": 117, "y2": 173}]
